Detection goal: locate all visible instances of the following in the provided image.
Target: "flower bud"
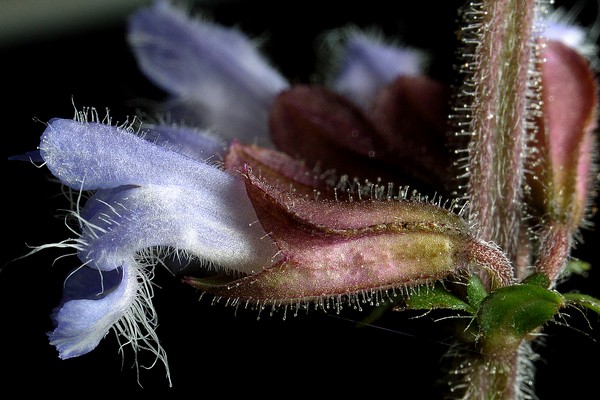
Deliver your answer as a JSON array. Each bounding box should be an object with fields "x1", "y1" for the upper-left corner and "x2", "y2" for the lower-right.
[{"x1": 534, "y1": 40, "x2": 598, "y2": 229}]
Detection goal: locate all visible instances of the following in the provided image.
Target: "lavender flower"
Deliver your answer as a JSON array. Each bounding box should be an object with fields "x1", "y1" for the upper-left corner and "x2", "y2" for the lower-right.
[{"x1": 34, "y1": 112, "x2": 276, "y2": 384}]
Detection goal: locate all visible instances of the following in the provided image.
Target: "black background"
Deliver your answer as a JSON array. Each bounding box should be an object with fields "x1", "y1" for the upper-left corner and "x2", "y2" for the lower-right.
[{"x1": 1, "y1": 0, "x2": 599, "y2": 397}]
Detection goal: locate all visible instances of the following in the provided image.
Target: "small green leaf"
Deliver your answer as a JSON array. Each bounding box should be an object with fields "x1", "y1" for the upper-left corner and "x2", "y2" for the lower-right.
[
  {"x1": 467, "y1": 274, "x2": 487, "y2": 309},
  {"x1": 521, "y1": 272, "x2": 551, "y2": 288},
  {"x1": 563, "y1": 293, "x2": 600, "y2": 315},
  {"x1": 478, "y1": 284, "x2": 565, "y2": 349},
  {"x1": 404, "y1": 285, "x2": 473, "y2": 313}
]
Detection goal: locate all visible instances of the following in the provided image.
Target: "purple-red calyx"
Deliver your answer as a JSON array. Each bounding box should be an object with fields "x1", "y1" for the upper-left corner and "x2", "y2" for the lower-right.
[{"x1": 185, "y1": 142, "x2": 513, "y2": 307}]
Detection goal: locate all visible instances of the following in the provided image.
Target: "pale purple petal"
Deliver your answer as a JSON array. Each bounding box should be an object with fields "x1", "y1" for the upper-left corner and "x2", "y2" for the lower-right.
[
  {"x1": 40, "y1": 118, "x2": 235, "y2": 192},
  {"x1": 40, "y1": 117, "x2": 276, "y2": 274},
  {"x1": 79, "y1": 185, "x2": 275, "y2": 275},
  {"x1": 48, "y1": 261, "x2": 138, "y2": 359},
  {"x1": 128, "y1": 0, "x2": 289, "y2": 145},
  {"x1": 328, "y1": 31, "x2": 428, "y2": 107}
]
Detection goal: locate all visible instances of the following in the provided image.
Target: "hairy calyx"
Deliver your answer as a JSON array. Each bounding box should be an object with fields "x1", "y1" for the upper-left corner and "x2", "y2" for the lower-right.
[{"x1": 185, "y1": 143, "x2": 513, "y2": 310}]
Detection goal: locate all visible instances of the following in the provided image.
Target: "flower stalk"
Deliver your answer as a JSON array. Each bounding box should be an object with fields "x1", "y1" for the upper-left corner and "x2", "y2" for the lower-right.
[
  {"x1": 462, "y1": 0, "x2": 539, "y2": 267},
  {"x1": 456, "y1": 0, "x2": 541, "y2": 395}
]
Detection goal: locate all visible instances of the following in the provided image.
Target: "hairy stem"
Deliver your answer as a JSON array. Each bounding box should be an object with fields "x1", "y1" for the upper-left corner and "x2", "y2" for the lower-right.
[
  {"x1": 450, "y1": 340, "x2": 536, "y2": 400},
  {"x1": 534, "y1": 222, "x2": 572, "y2": 285},
  {"x1": 462, "y1": 0, "x2": 538, "y2": 269},
  {"x1": 451, "y1": 0, "x2": 545, "y2": 398}
]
